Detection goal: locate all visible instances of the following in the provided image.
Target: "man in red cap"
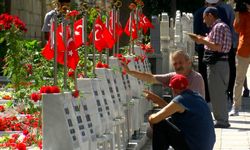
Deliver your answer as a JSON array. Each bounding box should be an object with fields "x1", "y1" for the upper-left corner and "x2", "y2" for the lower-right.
[{"x1": 147, "y1": 74, "x2": 215, "y2": 150}]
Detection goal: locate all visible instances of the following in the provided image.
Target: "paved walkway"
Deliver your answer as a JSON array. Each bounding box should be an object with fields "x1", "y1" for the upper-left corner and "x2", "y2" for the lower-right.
[
  {"x1": 141, "y1": 97, "x2": 250, "y2": 150},
  {"x1": 214, "y1": 97, "x2": 250, "y2": 149}
]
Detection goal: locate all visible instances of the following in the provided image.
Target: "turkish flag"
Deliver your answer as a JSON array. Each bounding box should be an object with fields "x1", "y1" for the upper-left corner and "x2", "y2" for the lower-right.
[
  {"x1": 57, "y1": 24, "x2": 69, "y2": 52},
  {"x1": 89, "y1": 16, "x2": 115, "y2": 52},
  {"x1": 41, "y1": 39, "x2": 54, "y2": 60},
  {"x1": 139, "y1": 13, "x2": 154, "y2": 34},
  {"x1": 74, "y1": 19, "x2": 83, "y2": 48},
  {"x1": 124, "y1": 15, "x2": 137, "y2": 40},
  {"x1": 42, "y1": 24, "x2": 79, "y2": 70},
  {"x1": 41, "y1": 24, "x2": 68, "y2": 60},
  {"x1": 57, "y1": 37, "x2": 79, "y2": 70},
  {"x1": 109, "y1": 11, "x2": 123, "y2": 39}
]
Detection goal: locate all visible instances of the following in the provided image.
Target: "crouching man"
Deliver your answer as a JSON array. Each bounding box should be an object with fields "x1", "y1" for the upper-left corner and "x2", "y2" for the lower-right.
[{"x1": 147, "y1": 74, "x2": 215, "y2": 150}]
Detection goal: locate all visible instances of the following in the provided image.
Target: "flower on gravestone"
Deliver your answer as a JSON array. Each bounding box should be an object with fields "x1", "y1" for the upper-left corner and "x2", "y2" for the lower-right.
[
  {"x1": 114, "y1": 53, "x2": 123, "y2": 59},
  {"x1": 122, "y1": 69, "x2": 127, "y2": 75},
  {"x1": 96, "y1": 61, "x2": 109, "y2": 68},
  {"x1": 40, "y1": 86, "x2": 60, "y2": 94},
  {"x1": 124, "y1": 58, "x2": 131, "y2": 65},
  {"x1": 134, "y1": 56, "x2": 140, "y2": 62},
  {"x1": 72, "y1": 90, "x2": 79, "y2": 98},
  {"x1": 140, "y1": 55, "x2": 146, "y2": 62},
  {"x1": 140, "y1": 43, "x2": 155, "y2": 54},
  {"x1": 78, "y1": 72, "x2": 85, "y2": 78},
  {"x1": 50, "y1": 86, "x2": 60, "y2": 93},
  {"x1": 30, "y1": 93, "x2": 41, "y2": 103},
  {"x1": 96, "y1": 61, "x2": 103, "y2": 68},
  {"x1": 102, "y1": 63, "x2": 109, "y2": 68}
]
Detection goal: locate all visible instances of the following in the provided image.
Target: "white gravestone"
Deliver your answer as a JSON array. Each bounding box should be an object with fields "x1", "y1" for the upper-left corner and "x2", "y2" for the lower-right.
[
  {"x1": 77, "y1": 78, "x2": 114, "y2": 149},
  {"x1": 95, "y1": 68, "x2": 127, "y2": 149},
  {"x1": 42, "y1": 93, "x2": 81, "y2": 150}
]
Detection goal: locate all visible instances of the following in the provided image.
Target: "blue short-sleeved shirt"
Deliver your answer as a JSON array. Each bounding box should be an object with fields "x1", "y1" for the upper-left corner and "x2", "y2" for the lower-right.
[{"x1": 172, "y1": 89, "x2": 215, "y2": 150}]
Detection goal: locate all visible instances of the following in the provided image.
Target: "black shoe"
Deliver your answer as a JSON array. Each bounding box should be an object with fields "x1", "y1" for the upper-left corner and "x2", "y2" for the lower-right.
[
  {"x1": 214, "y1": 123, "x2": 230, "y2": 128},
  {"x1": 243, "y1": 89, "x2": 249, "y2": 97}
]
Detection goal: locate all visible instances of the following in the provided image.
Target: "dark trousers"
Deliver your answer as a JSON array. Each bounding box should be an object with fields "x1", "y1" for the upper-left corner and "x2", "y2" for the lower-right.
[
  {"x1": 197, "y1": 49, "x2": 210, "y2": 102},
  {"x1": 227, "y1": 47, "x2": 236, "y2": 102},
  {"x1": 152, "y1": 119, "x2": 190, "y2": 150}
]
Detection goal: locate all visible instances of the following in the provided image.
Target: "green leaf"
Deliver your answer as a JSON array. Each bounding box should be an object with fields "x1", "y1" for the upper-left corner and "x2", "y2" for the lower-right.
[
  {"x1": 6, "y1": 100, "x2": 13, "y2": 108},
  {"x1": 0, "y1": 37, "x2": 5, "y2": 44}
]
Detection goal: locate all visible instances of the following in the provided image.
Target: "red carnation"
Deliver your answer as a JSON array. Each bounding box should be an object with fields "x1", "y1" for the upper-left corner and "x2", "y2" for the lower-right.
[
  {"x1": 12, "y1": 133, "x2": 19, "y2": 140},
  {"x1": 40, "y1": 86, "x2": 51, "y2": 93},
  {"x1": 40, "y1": 86, "x2": 47, "y2": 93},
  {"x1": 78, "y1": 73, "x2": 85, "y2": 78},
  {"x1": 22, "y1": 129, "x2": 29, "y2": 136},
  {"x1": 140, "y1": 44, "x2": 146, "y2": 50},
  {"x1": 129, "y1": 3, "x2": 137, "y2": 10},
  {"x1": 50, "y1": 86, "x2": 60, "y2": 93},
  {"x1": 72, "y1": 90, "x2": 80, "y2": 98},
  {"x1": 122, "y1": 69, "x2": 127, "y2": 75},
  {"x1": 0, "y1": 105, "x2": 4, "y2": 112},
  {"x1": 66, "y1": 10, "x2": 79, "y2": 18},
  {"x1": 67, "y1": 71, "x2": 74, "y2": 78},
  {"x1": 140, "y1": 55, "x2": 146, "y2": 62},
  {"x1": 102, "y1": 63, "x2": 109, "y2": 68},
  {"x1": 114, "y1": 53, "x2": 123, "y2": 59},
  {"x1": 96, "y1": 61, "x2": 103, "y2": 68},
  {"x1": 30, "y1": 93, "x2": 41, "y2": 102},
  {"x1": 134, "y1": 56, "x2": 139, "y2": 62},
  {"x1": 16, "y1": 142, "x2": 26, "y2": 150}
]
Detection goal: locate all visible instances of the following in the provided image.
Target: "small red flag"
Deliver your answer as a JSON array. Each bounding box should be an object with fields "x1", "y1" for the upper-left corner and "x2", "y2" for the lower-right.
[
  {"x1": 139, "y1": 13, "x2": 154, "y2": 34},
  {"x1": 74, "y1": 19, "x2": 83, "y2": 48},
  {"x1": 57, "y1": 37, "x2": 79, "y2": 70},
  {"x1": 109, "y1": 11, "x2": 123, "y2": 39},
  {"x1": 124, "y1": 15, "x2": 138, "y2": 40},
  {"x1": 41, "y1": 39, "x2": 54, "y2": 60},
  {"x1": 89, "y1": 16, "x2": 115, "y2": 52}
]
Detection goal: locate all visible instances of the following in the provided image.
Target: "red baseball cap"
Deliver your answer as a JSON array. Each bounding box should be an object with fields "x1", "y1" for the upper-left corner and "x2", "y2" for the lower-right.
[{"x1": 169, "y1": 74, "x2": 189, "y2": 90}]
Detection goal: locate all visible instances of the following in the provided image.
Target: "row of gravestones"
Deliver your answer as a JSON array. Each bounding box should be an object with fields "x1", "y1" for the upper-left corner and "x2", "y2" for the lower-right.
[{"x1": 42, "y1": 45, "x2": 153, "y2": 150}]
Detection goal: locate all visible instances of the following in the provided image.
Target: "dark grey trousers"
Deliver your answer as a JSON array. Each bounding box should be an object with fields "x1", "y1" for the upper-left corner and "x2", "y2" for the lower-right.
[{"x1": 207, "y1": 61, "x2": 229, "y2": 124}]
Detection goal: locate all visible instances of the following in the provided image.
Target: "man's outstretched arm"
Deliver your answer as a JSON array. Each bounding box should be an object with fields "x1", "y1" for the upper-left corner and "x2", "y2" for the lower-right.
[
  {"x1": 143, "y1": 90, "x2": 168, "y2": 108},
  {"x1": 121, "y1": 62, "x2": 160, "y2": 84}
]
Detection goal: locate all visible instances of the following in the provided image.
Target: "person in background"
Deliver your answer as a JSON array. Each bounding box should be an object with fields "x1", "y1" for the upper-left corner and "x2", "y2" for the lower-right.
[
  {"x1": 218, "y1": 0, "x2": 238, "y2": 103},
  {"x1": 242, "y1": 77, "x2": 249, "y2": 97},
  {"x1": 41, "y1": 0, "x2": 71, "y2": 40},
  {"x1": 193, "y1": 0, "x2": 230, "y2": 105},
  {"x1": 147, "y1": 74, "x2": 215, "y2": 150},
  {"x1": 229, "y1": 0, "x2": 250, "y2": 116},
  {"x1": 192, "y1": 7, "x2": 232, "y2": 128}
]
